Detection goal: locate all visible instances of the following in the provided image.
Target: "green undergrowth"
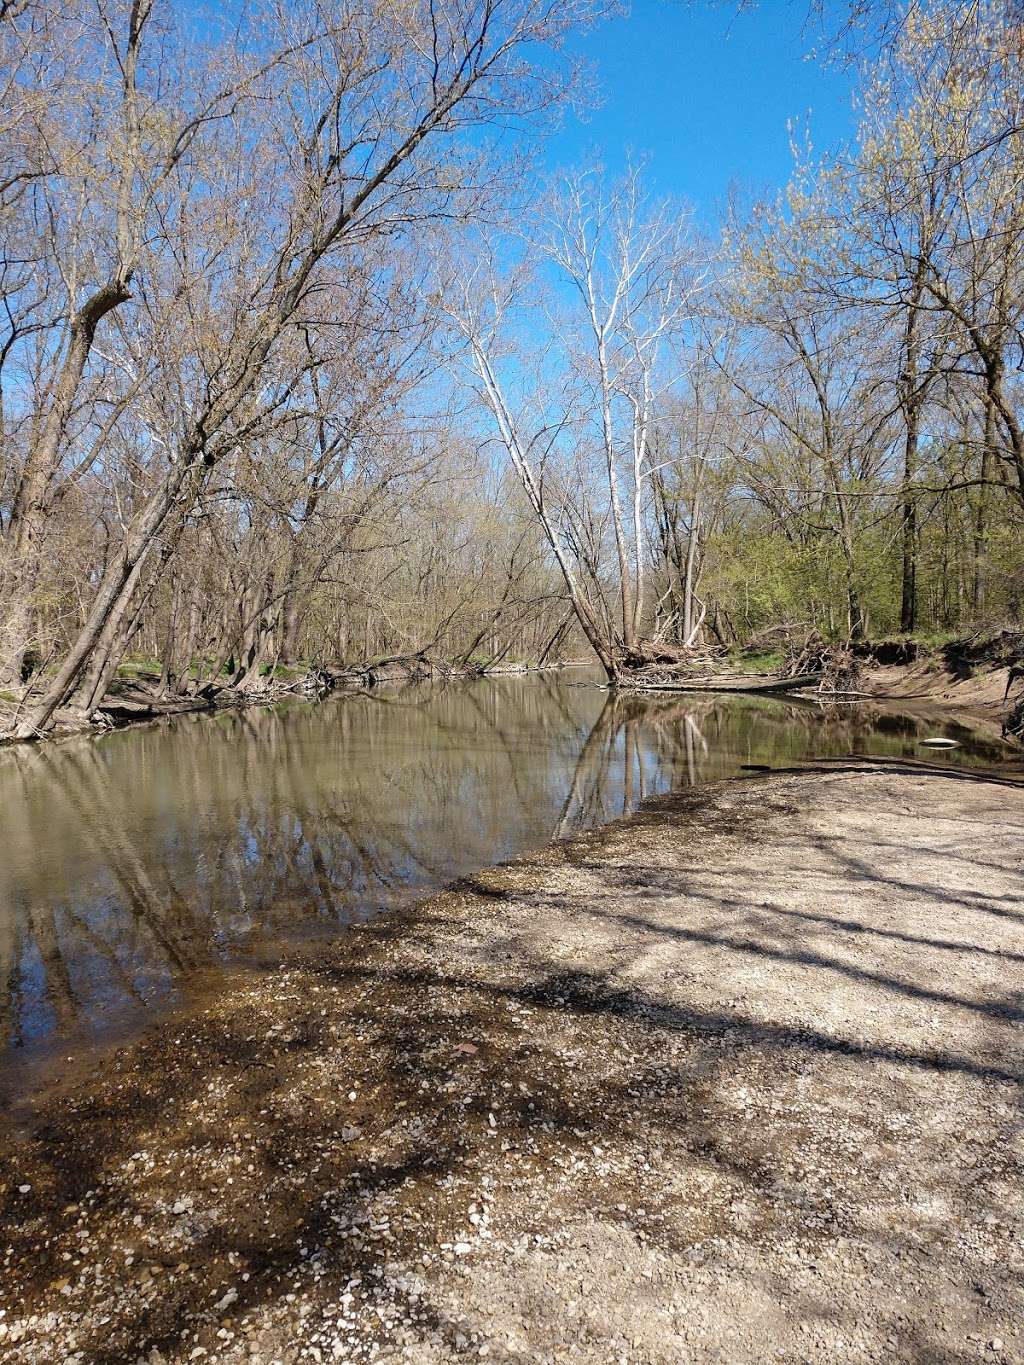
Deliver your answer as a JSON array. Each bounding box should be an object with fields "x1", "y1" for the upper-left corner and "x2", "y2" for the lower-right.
[{"x1": 732, "y1": 648, "x2": 786, "y2": 674}]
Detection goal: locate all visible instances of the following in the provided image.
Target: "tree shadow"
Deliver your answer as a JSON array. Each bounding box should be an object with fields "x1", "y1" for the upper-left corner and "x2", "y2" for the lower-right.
[
  {"x1": 2, "y1": 858, "x2": 1019, "y2": 1363},
  {"x1": 1, "y1": 738, "x2": 1021, "y2": 1361}
]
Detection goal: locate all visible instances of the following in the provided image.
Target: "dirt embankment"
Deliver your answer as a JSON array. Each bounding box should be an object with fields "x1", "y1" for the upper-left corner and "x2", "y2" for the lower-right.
[
  {"x1": 857, "y1": 633, "x2": 1023, "y2": 720},
  {"x1": 1, "y1": 759, "x2": 1023, "y2": 1364}
]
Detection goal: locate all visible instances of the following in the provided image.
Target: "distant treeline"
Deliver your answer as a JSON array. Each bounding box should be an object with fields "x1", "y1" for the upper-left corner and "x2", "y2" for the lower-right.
[{"x1": 1, "y1": 0, "x2": 1022, "y2": 729}]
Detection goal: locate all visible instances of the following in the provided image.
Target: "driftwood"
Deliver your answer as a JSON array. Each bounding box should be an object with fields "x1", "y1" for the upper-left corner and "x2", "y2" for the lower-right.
[
  {"x1": 783, "y1": 634, "x2": 861, "y2": 693},
  {"x1": 95, "y1": 695, "x2": 210, "y2": 720},
  {"x1": 330, "y1": 649, "x2": 457, "y2": 687},
  {"x1": 89, "y1": 667, "x2": 336, "y2": 724},
  {"x1": 613, "y1": 640, "x2": 735, "y2": 691},
  {"x1": 622, "y1": 672, "x2": 824, "y2": 695},
  {"x1": 620, "y1": 641, "x2": 728, "y2": 670}
]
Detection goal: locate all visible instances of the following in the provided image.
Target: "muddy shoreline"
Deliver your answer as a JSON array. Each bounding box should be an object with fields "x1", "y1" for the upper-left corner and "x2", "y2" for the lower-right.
[{"x1": 2, "y1": 758, "x2": 1023, "y2": 1363}]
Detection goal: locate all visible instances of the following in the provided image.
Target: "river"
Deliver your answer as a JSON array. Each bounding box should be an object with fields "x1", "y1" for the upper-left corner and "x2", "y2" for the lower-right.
[{"x1": 0, "y1": 673, "x2": 1008, "y2": 1089}]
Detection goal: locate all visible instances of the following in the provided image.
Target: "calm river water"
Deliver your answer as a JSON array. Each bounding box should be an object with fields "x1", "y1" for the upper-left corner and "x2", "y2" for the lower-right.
[{"x1": 0, "y1": 673, "x2": 1010, "y2": 1083}]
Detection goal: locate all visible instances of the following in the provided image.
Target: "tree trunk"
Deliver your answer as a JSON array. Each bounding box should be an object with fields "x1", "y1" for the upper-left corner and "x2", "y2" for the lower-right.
[
  {"x1": 898, "y1": 276, "x2": 925, "y2": 634},
  {"x1": 0, "y1": 283, "x2": 131, "y2": 685},
  {"x1": 682, "y1": 497, "x2": 701, "y2": 645},
  {"x1": 73, "y1": 527, "x2": 181, "y2": 715},
  {"x1": 71, "y1": 550, "x2": 155, "y2": 717},
  {"x1": 972, "y1": 398, "x2": 996, "y2": 617},
  {"x1": 14, "y1": 447, "x2": 200, "y2": 737},
  {"x1": 899, "y1": 416, "x2": 919, "y2": 633},
  {"x1": 629, "y1": 375, "x2": 652, "y2": 644},
  {"x1": 605, "y1": 434, "x2": 634, "y2": 650},
  {"x1": 471, "y1": 344, "x2": 619, "y2": 680}
]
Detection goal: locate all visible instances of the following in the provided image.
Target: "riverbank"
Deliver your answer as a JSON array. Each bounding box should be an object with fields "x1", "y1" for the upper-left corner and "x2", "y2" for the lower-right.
[
  {"x1": 0, "y1": 658, "x2": 569, "y2": 747},
  {"x1": 587, "y1": 632, "x2": 1024, "y2": 741},
  {"x1": 857, "y1": 636, "x2": 1021, "y2": 717},
  {"x1": 2, "y1": 758, "x2": 1023, "y2": 1363},
  {"x1": 4, "y1": 628, "x2": 1022, "y2": 750}
]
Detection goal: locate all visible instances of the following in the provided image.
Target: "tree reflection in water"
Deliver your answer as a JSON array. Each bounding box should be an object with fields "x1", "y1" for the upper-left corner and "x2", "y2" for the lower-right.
[{"x1": 0, "y1": 676, "x2": 1004, "y2": 1066}]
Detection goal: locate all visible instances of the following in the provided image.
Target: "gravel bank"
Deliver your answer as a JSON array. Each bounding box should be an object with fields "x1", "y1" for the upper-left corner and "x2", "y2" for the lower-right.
[{"x1": 1, "y1": 758, "x2": 1023, "y2": 1364}]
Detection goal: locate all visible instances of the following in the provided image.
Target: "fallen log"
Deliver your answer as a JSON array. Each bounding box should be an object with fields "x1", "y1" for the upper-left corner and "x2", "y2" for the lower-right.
[
  {"x1": 621, "y1": 672, "x2": 824, "y2": 695},
  {"x1": 93, "y1": 695, "x2": 212, "y2": 722}
]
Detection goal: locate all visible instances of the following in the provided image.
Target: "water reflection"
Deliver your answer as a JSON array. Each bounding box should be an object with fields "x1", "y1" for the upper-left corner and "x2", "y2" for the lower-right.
[{"x1": 0, "y1": 675, "x2": 1010, "y2": 1069}]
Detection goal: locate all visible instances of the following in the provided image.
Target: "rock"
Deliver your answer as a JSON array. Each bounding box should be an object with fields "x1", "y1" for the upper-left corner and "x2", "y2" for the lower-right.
[{"x1": 341, "y1": 1126, "x2": 362, "y2": 1142}]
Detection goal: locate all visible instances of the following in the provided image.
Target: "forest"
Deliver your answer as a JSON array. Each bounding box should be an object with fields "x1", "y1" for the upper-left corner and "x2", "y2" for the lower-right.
[{"x1": 1, "y1": 0, "x2": 1022, "y2": 737}]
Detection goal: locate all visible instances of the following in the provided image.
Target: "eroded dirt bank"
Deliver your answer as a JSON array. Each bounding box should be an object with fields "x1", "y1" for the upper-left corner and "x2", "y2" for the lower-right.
[{"x1": 1, "y1": 760, "x2": 1023, "y2": 1364}]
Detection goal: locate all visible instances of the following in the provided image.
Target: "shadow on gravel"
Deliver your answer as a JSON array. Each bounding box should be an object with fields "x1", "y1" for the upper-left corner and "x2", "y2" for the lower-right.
[{"x1": 1, "y1": 761, "x2": 1020, "y2": 1364}]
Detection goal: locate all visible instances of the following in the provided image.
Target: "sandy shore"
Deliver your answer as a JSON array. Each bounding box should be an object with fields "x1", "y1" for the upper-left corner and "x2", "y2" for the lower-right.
[{"x1": 1, "y1": 758, "x2": 1023, "y2": 1364}]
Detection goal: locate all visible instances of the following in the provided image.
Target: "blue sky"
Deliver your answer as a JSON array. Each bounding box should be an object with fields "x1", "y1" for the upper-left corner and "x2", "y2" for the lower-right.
[{"x1": 543, "y1": 0, "x2": 858, "y2": 220}]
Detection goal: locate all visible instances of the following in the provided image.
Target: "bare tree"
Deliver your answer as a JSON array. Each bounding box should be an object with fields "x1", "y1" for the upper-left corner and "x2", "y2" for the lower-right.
[
  {"x1": 8, "y1": 0, "x2": 601, "y2": 736},
  {"x1": 450, "y1": 167, "x2": 698, "y2": 679}
]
